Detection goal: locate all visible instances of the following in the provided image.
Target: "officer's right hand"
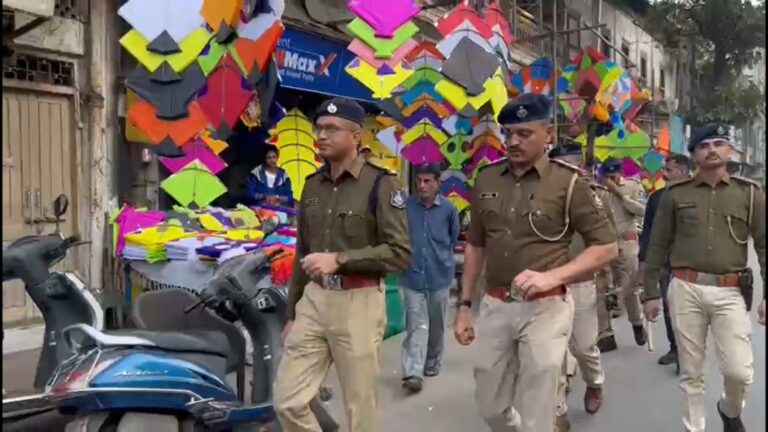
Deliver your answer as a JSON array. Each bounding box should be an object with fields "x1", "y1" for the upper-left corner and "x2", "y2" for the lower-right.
[
  {"x1": 453, "y1": 307, "x2": 475, "y2": 346},
  {"x1": 282, "y1": 320, "x2": 295, "y2": 343},
  {"x1": 644, "y1": 298, "x2": 661, "y2": 322}
]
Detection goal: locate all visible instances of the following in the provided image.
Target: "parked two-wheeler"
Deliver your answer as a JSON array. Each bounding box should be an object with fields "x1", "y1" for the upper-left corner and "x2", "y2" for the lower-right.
[
  {"x1": 46, "y1": 220, "x2": 338, "y2": 431},
  {"x1": 2, "y1": 195, "x2": 102, "y2": 427}
]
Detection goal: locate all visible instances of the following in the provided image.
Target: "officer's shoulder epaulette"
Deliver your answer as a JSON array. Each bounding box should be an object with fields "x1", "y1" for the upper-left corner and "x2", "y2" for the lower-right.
[
  {"x1": 364, "y1": 159, "x2": 397, "y2": 175},
  {"x1": 477, "y1": 159, "x2": 506, "y2": 173},
  {"x1": 732, "y1": 175, "x2": 762, "y2": 189},
  {"x1": 550, "y1": 158, "x2": 581, "y2": 172}
]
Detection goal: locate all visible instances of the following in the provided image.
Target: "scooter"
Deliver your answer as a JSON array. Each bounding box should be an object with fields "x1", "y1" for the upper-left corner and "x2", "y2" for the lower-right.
[
  {"x1": 46, "y1": 223, "x2": 339, "y2": 431},
  {"x1": 2, "y1": 195, "x2": 103, "y2": 425}
]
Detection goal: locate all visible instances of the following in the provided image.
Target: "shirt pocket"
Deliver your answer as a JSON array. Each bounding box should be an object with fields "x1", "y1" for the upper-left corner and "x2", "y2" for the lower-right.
[
  {"x1": 675, "y1": 203, "x2": 699, "y2": 237},
  {"x1": 337, "y1": 208, "x2": 370, "y2": 245},
  {"x1": 525, "y1": 200, "x2": 565, "y2": 241},
  {"x1": 726, "y1": 208, "x2": 750, "y2": 244},
  {"x1": 477, "y1": 197, "x2": 505, "y2": 233}
]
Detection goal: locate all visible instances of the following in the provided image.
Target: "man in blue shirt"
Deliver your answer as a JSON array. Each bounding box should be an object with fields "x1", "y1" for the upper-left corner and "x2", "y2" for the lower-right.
[
  {"x1": 401, "y1": 164, "x2": 460, "y2": 394},
  {"x1": 639, "y1": 153, "x2": 691, "y2": 372}
]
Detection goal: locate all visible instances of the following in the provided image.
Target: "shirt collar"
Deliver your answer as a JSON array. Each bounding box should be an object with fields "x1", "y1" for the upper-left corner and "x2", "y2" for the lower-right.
[
  {"x1": 502, "y1": 153, "x2": 552, "y2": 178},
  {"x1": 321, "y1": 155, "x2": 367, "y2": 182},
  {"x1": 693, "y1": 172, "x2": 731, "y2": 187},
  {"x1": 411, "y1": 194, "x2": 443, "y2": 208}
]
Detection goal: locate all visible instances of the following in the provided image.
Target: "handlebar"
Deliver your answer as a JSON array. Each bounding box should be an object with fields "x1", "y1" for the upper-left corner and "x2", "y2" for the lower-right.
[{"x1": 183, "y1": 248, "x2": 286, "y2": 314}]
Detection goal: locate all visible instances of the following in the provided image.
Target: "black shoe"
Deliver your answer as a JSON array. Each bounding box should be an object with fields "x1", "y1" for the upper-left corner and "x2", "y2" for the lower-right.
[
  {"x1": 658, "y1": 350, "x2": 677, "y2": 365},
  {"x1": 632, "y1": 325, "x2": 647, "y2": 346},
  {"x1": 597, "y1": 335, "x2": 618, "y2": 353},
  {"x1": 717, "y1": 401, "x2": 746, "y2": 432},
  {"x1": 424, "y1": 368, "x2": 439, "y2": 377},
  {"x1": 402, "y1": 376, "x2": 423, "y2": 394}
]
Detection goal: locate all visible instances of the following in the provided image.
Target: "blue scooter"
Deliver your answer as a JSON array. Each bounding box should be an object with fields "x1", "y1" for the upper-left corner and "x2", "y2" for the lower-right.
[{"x1": 42, "y1": 221, "x2": 338, "y2": 431}]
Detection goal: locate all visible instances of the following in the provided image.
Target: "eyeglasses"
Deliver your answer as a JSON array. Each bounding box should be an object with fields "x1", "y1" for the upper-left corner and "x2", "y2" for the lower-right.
[{"x1": 313, "y1": 124, "x2": 356, "y2": 135}]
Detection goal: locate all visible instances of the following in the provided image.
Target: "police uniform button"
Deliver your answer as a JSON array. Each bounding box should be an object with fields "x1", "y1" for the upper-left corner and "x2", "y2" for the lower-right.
[
  {"x1": 333, "y1": 187, "x2": 338, "y2": 192},
  {"x1": 507, "y1": 230, "x2": 512, "y2": 234},
  {"x1": 515, "y1": 183, "x2": 521, "y2": 187},
  {"x1": 328, "y1": 209, "x2": 332, "y2": 214},
  {"x1": 535, "y1": 210, "x2": 542, "y2": 216}
]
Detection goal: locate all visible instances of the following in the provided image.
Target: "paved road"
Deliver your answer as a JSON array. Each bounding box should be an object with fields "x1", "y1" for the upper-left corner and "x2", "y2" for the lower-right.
[
  {"x1": 322, "y1": 247, "x2": 766, "y2": 431},
  {"x1": 3, "y1": 250, "x2": 764, "y2": 431}
]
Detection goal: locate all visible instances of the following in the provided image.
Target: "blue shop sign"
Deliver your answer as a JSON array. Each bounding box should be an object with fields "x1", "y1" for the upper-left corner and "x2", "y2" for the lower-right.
[{"x1": 275, "y1": 28, "x2": 374, "y2": 102}]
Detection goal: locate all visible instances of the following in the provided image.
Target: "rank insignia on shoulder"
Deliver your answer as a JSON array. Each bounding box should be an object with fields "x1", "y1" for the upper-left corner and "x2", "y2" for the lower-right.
[
  {"x1": 390, "y1": 189, "x2": 406, "y2": 209},
  {"x1": 304, "y1": 198, "x2": 319, "y2": 206},
  {"x1": 480, "y1": 192, "x2": 499, "y2": 199}
]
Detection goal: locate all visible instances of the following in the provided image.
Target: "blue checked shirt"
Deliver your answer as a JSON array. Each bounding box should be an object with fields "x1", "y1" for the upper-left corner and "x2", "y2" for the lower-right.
[{"x1": 402, "y1": 195, "x2": 460, "y2": 291}]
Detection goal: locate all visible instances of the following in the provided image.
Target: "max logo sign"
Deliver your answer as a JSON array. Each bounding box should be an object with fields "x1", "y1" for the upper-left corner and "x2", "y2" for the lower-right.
[{"x1": 274, "y1": 47, "x2": 336, "y2": 79}]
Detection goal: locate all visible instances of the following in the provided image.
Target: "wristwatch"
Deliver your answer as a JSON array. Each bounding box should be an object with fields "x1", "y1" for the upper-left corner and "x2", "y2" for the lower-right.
[
  {"x1": 335, "y1": 252, "x2": 349, "y2": 266},
  {"x1": 456, "y1": 299, "x2": 472, "y2": 309}
]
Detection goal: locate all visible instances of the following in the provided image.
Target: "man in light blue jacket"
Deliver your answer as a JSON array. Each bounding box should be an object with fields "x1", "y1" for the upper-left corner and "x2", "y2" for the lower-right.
[{"x1": 401, "y1": 164, "x2": 460, "y2": 394}]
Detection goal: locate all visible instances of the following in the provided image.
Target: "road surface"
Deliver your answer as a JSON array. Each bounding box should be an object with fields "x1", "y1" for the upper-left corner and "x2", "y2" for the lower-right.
[{"x1": 321, "y1": 246, "x2": 766, "y2": 431}]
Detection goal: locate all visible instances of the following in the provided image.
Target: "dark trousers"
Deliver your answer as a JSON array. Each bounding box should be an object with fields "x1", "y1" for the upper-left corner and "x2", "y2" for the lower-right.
[{"x1": 660, "y1": 266, "x2": 676, "y2": 351}]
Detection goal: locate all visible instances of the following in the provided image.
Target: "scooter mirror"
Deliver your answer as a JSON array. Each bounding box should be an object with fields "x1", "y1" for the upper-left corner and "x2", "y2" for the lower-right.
[{"x1": 53, "y1": 194, "x2": 69, "y2": 218}]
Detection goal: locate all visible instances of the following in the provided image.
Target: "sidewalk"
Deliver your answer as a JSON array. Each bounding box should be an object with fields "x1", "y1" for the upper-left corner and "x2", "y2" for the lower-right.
[{"x1": 2, "y1": 325, "x2": 44, "y2": 396}]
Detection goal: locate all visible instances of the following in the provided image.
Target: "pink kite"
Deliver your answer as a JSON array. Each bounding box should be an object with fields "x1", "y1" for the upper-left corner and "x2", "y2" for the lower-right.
[
  {"x1": 347, "y1": 39, "x2": 418, "y2": 70},
  {"x1": 348, "y1": 0, "x2": 420, "y2": 39},
  {"x1": 160, "y1": 139, "x2": 228, "y2": 174},
  {"x1": 401, "y1": 136, "x2": 444, "y2": 164},
  {"x1": 114, "y1": 206, "x2": 165, "y2": 256}
]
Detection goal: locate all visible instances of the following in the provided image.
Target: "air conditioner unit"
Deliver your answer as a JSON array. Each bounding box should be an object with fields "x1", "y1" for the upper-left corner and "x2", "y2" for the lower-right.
[{"x1": 3, "y1": 0, "x2": 54, "y2": 18}]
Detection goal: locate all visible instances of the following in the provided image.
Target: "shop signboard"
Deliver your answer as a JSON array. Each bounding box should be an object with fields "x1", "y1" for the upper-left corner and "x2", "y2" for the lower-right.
[{"x1": 275, "y1": 28, "x2": 374, "y2": 102}]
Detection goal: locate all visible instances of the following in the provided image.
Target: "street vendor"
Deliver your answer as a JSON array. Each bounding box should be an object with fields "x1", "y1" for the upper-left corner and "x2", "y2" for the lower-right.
[
  {"x1": 245, "y1": 145, "x2": 294, "y2": 207},
  {"x1": 273, "y1": 98, "x2": 411, "y2": 432}
]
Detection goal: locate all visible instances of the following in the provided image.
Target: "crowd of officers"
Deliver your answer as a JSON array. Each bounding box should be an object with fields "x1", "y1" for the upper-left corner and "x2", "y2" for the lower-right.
[{"x1": 270, "y1": 94, "x2": 765, "y2": 432}]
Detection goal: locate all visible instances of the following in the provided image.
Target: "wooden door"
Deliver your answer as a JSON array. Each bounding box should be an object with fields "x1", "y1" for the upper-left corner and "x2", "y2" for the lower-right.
[{"x1": 2, "y1": 89, "x2": 77, "y2": 325}]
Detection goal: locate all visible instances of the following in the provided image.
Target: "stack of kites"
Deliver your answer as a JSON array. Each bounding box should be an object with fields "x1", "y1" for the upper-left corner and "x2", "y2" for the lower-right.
[
  {"x1": 554, "y1": 47, "x2": 656, "y2": 183},
  {"x1": 119, "y1": 0, "x2": 286, "y2": 209},
  {"x1": 110, "y1": 203, "x2": 297, "y2": 283},
  {"x1": 344, "y1": 1, "x2": 515, "y2": 213},
  {"x1": 267, "y1": 109, "x2": 324, "y2": 201}
]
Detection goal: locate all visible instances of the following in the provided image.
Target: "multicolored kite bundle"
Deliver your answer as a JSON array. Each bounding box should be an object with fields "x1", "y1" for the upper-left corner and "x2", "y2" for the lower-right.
[{"x1": 119, "y1": 0, "x2": 286, "y2": 208}]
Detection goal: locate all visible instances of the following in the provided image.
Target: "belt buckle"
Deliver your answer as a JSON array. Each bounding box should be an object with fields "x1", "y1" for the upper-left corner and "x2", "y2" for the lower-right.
[
  {"x1": 323, "y1": 274, "x2": 343, "y2": 291},
  {"x1": 696, "y1": 272, "x2": 719, "y2": 286},
  {"x1": 504, "y1": 285, "x2": 523, "y2": 303}
]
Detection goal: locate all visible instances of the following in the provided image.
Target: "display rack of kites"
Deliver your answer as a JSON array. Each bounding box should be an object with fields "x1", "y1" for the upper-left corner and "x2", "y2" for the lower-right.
[
  {"x1": 120, "y1": 0, "x2": 291, "y2": 209},
  {"x1": 109, "y1": 203, "x2": 298, "y2": 284}
]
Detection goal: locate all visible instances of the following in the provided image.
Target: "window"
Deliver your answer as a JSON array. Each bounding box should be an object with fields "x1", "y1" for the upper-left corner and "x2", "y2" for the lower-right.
[
  {"x1": 640, "y1": 53, "x2": 648, "y2": 80},
  {"x1": 600, "y1": 29, "x2": 612, "y2": 59},
  {"x1": 659, "y1": 69, "x2": 666, "y2": 98},
  {"x1": 566, "y1": 14, "x2": 580, "y2": 60},
  {"x1": 620, "y1": 40, "x2": 630, "y2": 68}
]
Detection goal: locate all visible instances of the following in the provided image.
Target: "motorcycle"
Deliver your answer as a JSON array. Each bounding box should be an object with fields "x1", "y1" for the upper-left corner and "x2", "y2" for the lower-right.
[
  {"x1": 2, "y1": 195, "x2": 102, "y2": 426},
  {"x1": 44, "y1": 218, "x2": 338, "y2": 431}
]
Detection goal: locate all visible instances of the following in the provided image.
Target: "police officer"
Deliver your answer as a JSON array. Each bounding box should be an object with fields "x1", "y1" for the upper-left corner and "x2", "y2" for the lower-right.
[
  {"x1": 453, "y1": 94, "x2": 618, "y2": 432},
  {"x1": 548, "y1": 143, "x2": 613, "y2": 430},
  {"x1": 273, "y1": 98, "x2": 411, "y2": 432},
  {"x1": 600, "y1": 157, "x2": 647, "y2": 345},
  {"x1": 644, "y1": 123, "x2": 766, "y2": 432}
]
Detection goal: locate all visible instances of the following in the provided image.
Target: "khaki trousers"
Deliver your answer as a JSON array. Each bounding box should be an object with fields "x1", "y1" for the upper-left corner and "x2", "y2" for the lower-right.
[
  {"x1": 273, "y1": 281, "x2": 386, "y2": 432},
  {"x1": 609, "y1": 239, "x2": 644, "y2": 326},
  {"x1": 555, "y1": 281, "x2": 605, "y2": 416},
  {"x1": 595, "y1": 266, "x2": 614, "y2": 339},
  {"x1": 668, "y1": 278, "x2": 753, "y2": 432},
  {"x1": 474, "y1": 292, "x2": 574, "y2": 432}
]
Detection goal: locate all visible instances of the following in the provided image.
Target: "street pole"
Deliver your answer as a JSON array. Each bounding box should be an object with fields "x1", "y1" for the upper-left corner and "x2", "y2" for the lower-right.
[{"x1": 552, "y1": 0, "x2": 559, "y2": 145}]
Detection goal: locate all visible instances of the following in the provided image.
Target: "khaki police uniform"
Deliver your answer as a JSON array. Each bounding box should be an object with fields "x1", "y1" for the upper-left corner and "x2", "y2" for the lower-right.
[
  {"x1": 644, "y1": 173, "x2": 766, "y2": 432},
  {"x1": 555, "y1": 182, "x2": 612, "y2": 420},
  {"x1": 594, "y1": 186, "x2": 617, "y2": 342},
  {"x1": 273, "y1": 155, "x2": 411, "y2": 432},
  {"x1": 468, "y1": 155, "x2": 616, "y2": 432},
  {"x1": 607, "y1": 177, "x2": 646, "y2": 327}
]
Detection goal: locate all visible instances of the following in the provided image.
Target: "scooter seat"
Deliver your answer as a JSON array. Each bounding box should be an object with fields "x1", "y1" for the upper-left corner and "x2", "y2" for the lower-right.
[{"x1": 62, "y1": 324, "x2": 230, "y2": 358}]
